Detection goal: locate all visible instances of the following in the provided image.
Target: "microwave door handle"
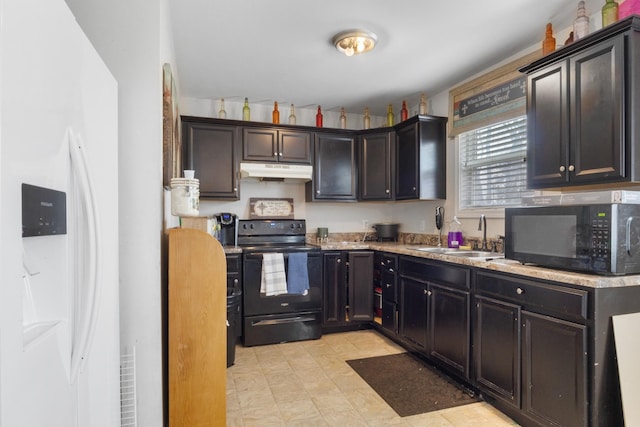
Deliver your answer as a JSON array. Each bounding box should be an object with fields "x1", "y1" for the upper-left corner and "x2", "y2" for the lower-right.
[{"x1": 626, "y1": 217, "x2": 634, "y2": 256}]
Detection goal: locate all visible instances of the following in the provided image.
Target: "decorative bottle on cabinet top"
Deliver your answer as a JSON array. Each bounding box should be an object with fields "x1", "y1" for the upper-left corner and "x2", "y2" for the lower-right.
[
  {"x1": 386, "y1": 104, "x2": 394, "y2": 126},
  {"x1": 339, "y1": 108, "x2": 347, "y2": 129},
  {"x1": 602, "y1": 0, "x2": 619, "y2": 27},
  {"x1": 401, "y1": 100, "x2": 408, "y2": 121},
  {"x1": 218, "y1": 98, "x2": 227, "y2": 119},
  {"x1": 419, "y1": 93, "x2": 427, "y2": 115},
  {"x1": 242, "y1": 98, "x2": 250, "y2": 121},
  {"x1": 288, "y1": 104, "x2": 296, "y2": 125},
  {"x1": 272, "y1": 101, "x2": 280, "y2": 124},
  {"x1": 316, "y1": 106, "x2": 323, "y2": 127},
  {"x1": 363, "y1": 107, "x2": 371, "y2": 129},
  {"x1": 574, "y1": 1, "x2": 590, "y2": 40},
  {"x1": 542, "y1": 23, "x2": 556, "y2": 55}
]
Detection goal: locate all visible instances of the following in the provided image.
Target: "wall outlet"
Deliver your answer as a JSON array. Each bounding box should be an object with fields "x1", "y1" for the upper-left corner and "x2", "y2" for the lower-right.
[
  {"x1": 419, "y1": 220, "x2": 426, "y2": 231},
  {"x1": 362, "y1": 219, "x2": 369, "y2": 230}
]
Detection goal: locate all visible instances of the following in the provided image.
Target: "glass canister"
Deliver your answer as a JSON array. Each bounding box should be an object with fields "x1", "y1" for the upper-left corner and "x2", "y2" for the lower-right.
[{"x1": 170, "y1": 178, "x2": 200, "y2": 216}]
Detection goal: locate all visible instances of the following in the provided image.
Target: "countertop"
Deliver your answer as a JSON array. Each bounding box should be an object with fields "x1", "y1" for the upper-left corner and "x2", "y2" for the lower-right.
[{"x1": 224, "y1": 242, "x2": 640, "y2": 289}]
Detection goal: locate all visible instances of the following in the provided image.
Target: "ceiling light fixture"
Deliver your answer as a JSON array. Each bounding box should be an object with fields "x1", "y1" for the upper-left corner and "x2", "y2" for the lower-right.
[{"x1": 332, "y1": 30, "x2": 377, "y2": 57}]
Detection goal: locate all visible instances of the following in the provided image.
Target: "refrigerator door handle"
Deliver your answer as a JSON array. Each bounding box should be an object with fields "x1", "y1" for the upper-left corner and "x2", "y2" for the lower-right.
[{"x1": 68, "y1": 128, "x2": 102, "y2": 384}]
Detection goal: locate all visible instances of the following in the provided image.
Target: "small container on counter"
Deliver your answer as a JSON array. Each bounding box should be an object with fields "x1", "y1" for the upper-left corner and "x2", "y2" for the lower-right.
[
  {"x1": 448, "y1": 216, "x2": 463, "y2": 249},
  {"x1": 170, "y1": 177, "x2": 200, "y2": 216}
]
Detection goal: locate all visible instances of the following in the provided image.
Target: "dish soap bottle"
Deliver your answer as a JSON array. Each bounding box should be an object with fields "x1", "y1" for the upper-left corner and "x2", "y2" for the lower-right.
[{"x1": 447, "y1": 216, "x2": 463, "y2": 249}]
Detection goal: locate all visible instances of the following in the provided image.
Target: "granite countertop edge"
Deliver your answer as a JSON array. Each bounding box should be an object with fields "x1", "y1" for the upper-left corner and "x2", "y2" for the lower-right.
[{"x1": 224, "y1": 242, "x2": 640, "y2": 289}]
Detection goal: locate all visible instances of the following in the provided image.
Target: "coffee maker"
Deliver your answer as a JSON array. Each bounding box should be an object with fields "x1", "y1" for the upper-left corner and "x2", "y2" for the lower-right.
[{"x1": 213, "y1": 213, "x2": 238, "y2": 246}]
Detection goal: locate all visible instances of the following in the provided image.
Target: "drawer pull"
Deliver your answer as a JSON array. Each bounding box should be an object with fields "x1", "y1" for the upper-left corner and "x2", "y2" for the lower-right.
[
  {"x1": 386, "y1": 283, "x2": 392, "y2": 288},
  {"x1": 516, "y1": 287, "x2": 524, "y2": 295}
]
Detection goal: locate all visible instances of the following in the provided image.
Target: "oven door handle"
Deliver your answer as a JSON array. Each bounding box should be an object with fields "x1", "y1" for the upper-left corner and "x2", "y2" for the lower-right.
[{"x1": 252, "y1": 315, "x2": 317, "y2": 326}]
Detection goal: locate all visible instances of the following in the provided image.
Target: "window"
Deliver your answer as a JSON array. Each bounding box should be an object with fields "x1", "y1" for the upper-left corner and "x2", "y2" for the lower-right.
[{"x1": 458, "y1": 116, "x2": 533, "y2": 210}]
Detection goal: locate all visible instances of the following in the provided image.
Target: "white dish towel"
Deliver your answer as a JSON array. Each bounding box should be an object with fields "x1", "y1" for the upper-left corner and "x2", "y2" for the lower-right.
[{"x1": 260, "y1": 253, "x2": 288, "y2": 296}]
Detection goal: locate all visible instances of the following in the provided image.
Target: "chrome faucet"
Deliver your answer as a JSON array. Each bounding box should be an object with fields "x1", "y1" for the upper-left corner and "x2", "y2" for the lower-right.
[{"x1": 478, "y1": 214, "x2": 489, "y2": 251}]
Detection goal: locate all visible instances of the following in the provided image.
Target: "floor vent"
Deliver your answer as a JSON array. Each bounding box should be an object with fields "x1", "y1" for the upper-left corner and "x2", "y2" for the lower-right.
[{"x1": 120, "y1": 347, "x2": 137, "y2": 427}]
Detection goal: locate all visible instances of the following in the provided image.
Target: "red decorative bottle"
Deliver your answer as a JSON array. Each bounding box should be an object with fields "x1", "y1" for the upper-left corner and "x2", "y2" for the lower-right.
[
  {"x1": 316, "y1": 106, "x2": 323, "y2": 127},
  {"x1": 272, "y1": 101, "x2": 280, "y2": 124},
  {"x1": 401, "y1": 100, "x2": 408, "y2": 121}
]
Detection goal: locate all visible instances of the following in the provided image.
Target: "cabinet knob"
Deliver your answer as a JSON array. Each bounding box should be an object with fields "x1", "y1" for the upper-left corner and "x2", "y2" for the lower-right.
[
  {"x1": 274, "y1": 152, "x2": 278, "y2": 156},
  {"x1": 385, "y1": 189, "x2": 390, "y2": 193},
  {"x1": 233, "y1": 187, "x2": 238, "y2": 191},
  {"x1": 337, "y1": 259, "x2": 341, "y2": 264},
  {"x1": 279, "y1": 152, "x2": 283, "y2": 156},
  {"x1": 427, "y1": 290, "x2": 432, "y2": 296},
  {"x1": 389, "y1": 268, "x2": 394, "y2": 273},
  {"x1": 412, "y1": 186, "x2": 416, "y2": 191},
  {"x1": 386, "y1": 283, "x2": 391, "y2": 288},
  {"x1": 568, "y1": 165, "x2": 575, "y2": 172},
  {"x1": 559, "y1": 166, "x2": 566, "y2": 172},
  {"x1": 423, "y1": 289, "x2": 428, "y2": 295},
  {"x1": 317, "y1": 190, "x2": 320, "y2": 194},
  {"x1": 516, "y1": 287, "x2": 524, "y2": 295},
  {"x1": 233, "y1": 278, "x2": 238, "y2": 285}
]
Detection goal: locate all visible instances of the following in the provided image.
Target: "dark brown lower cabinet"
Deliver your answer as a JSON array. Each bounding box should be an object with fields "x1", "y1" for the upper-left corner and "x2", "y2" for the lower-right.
[
  {"x1": 522, "y1": 311, "x2": 587, "y2": 427},
  {"x1": 474, "y1": 296, "x2": 521, "y2": 410},
  {"x1": 398, "y1": 257, "x2": 471, "y2": 380},
  {"x1": 322, "y1": 251, "x2": 373, "y2": 330},
  {"x1": 428, "y1": 283, "x2": 470, "y2": 379},
  {"x1": 399, "y1": 276, "x2": 428, "y2": 351}
]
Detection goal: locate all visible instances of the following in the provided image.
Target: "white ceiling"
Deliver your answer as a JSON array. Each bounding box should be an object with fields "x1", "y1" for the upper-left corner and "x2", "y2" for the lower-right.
[{"x1": 167, "y1": 0, "x2": 601, "y2": 117}]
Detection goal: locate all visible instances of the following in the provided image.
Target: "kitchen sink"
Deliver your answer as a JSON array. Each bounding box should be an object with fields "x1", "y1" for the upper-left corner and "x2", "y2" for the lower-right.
[
  {"x1": 414, "y1": 247, "x2": 456, "y2": 254},
  {"x1": 413, "y1": 247, "x2": 504, "y2": 259}
]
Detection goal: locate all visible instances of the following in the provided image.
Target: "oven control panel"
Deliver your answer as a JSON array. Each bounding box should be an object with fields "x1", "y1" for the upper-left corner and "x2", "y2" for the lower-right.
[{"x1": 238, "y1": 219, "x2": 306, "y2": 236}]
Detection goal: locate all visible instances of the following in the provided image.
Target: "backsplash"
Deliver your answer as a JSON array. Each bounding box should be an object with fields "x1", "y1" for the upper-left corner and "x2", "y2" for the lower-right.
[{"x1": 307, "y1": 232, "x2": 504, "y2": 253}]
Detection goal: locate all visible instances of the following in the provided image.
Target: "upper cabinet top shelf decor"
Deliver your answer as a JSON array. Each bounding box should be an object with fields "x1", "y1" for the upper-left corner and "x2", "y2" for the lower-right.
[{"x1": 520, "y1": 15, "x2": 640, "y2": 190}]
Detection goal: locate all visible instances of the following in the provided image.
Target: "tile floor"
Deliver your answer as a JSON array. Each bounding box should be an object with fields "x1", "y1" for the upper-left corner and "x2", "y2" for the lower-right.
[{"x1": 226, "y1": 330, "x2": 520, "y2": 426}]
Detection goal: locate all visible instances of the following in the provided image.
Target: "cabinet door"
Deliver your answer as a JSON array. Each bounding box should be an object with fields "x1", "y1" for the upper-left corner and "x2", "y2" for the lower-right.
[
  {"x1": 360, "y1": 131, "x2": 393, "y2": 200},
  {"x1": 527, "y1": 61, "x2": 569, "y2": 188},
  {"x1": 522, "y1": 311, "x2": 587, "y2": 427},
  {"x1": 309, "y1": 133, "x2": 357, "y2": 201},
  {"x1": 395, "y1": 123, "x2": 419, "y2": 199},
  {"x1": 428, "y1": 283, "x2": 470, "y2": 379},
  {"x1": 322, "y1": 252, "x2": 346, "y2": 326},
  {"x1": 279, "y1": 130, "x2": 312, "y2": 164},
  {"x1": 400, "y1": 276, "x2": 428, "y2": 352},
  {"x1": 348, "y1": 251, "x2": 374, "y2": 322},
  {"x1": 474, "y1": 295, "x2": 521, "y2": 410},
  {"x1": 183, "y1": 121, "x2": 239, "y2": 199},
  {"x1": 570, "y1": 36, "x2": 624, "y2": 185},
  {"x1": 242, "y1": 127, "x2": 278, "y2": 162}
]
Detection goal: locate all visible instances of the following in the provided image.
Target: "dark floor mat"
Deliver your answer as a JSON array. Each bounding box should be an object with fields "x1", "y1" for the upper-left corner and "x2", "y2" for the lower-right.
[{"x1": 346, "y1": 352, "x2": 479, "y2": 417}]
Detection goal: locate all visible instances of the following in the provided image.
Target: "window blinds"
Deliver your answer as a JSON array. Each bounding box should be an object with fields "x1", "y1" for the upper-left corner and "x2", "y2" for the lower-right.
[{"x1": 459, "y1": 116, "x2": 533, "y2": 209}]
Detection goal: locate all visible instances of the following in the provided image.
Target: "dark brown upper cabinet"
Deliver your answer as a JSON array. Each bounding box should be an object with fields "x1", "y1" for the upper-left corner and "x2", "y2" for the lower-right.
[
  {"x1": 521, "y1": 16, "x2": 640, "y2": 190},
  {"x1": 242, "y1": 127, "x2": 312, "y2": 164}
]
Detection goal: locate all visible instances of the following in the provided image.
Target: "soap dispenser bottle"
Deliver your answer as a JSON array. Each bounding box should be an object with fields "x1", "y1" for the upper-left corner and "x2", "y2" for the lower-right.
[{"x1": 448, "y1": 216, "x2": 463, "y2": 249}]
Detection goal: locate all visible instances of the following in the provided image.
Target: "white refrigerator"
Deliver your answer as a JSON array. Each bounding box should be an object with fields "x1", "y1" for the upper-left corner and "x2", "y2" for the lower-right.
[{"x1": 0, "y1": 0, "x2": 121, "y2": 425}]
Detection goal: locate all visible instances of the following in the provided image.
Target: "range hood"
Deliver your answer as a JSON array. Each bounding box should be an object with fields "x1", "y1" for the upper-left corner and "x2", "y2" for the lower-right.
[{"x1": 240, "y1": 162, "x2": 313, "y2": 181}]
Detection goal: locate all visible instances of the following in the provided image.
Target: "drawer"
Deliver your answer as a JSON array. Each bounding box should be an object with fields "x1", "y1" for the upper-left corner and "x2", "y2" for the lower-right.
[
  {"x1": 399, "y1": 256, "x2": 470, "y2": 290},
  {"x1": 375, "y1": 252, "x2": 398, "y2": 271},
  {"x1": 475, "y1": 271, "x2": 588, "y2": 322}
]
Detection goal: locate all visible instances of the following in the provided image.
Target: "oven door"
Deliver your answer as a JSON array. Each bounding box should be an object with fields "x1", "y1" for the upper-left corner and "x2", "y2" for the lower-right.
[{"x1": 242, "y1": 251, "x2": 322, "y2": 316}]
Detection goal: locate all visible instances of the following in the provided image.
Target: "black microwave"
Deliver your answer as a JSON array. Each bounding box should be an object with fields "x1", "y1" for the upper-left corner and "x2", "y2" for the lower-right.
[{"x1": 505, "y1": 204, "x2": 640, "y2": 275}]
